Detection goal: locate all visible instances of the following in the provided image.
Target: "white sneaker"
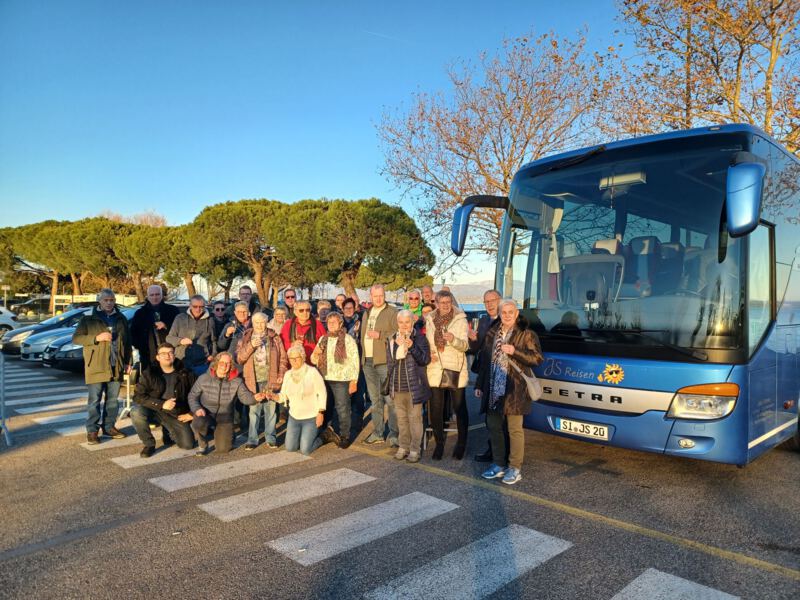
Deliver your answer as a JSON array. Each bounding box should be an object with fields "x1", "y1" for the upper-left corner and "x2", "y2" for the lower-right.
[{"x1": 394, "y1": 448, "x2": 409, "y2": 460}]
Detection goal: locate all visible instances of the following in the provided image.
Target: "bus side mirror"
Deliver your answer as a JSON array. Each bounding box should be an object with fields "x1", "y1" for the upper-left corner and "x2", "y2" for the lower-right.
[
  {"x1": 726, "y1": 162, "x2": 765, "y2": 237},
  {"x1": 451, "y1": 204, "x2": 476, "y2": 256}
]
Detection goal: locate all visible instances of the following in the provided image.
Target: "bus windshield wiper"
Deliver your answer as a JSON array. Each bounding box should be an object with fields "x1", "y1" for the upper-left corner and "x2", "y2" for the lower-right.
[
  {"x1": 546, "y1": 145, "x2": 607, "y2": 173},
  {"x1": 583, "y1": 328, "x2": 708, "y2": 361}
]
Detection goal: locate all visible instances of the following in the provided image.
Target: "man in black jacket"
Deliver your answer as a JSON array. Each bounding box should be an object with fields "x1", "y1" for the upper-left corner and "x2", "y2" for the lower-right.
[
  {"x1": 132, "y1": 342, "x2": 196, "y2": 458},
  {"x1": 131, "y1": 285, "x2": 180, "y2": 369}
]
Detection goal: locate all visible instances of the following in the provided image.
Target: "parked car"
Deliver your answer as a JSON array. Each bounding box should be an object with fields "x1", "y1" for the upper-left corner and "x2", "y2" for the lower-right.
[
  {"x1": 0, "y1": 307, "x2": 20, "y2": 334},
  {"x1": 43, "y1": 307, "x2": 138, "y2": 370},
  {"x1": 0, "y1": 307, "x2": 91, "y2": 355},
  {"x1": 10, "y1": 296, "x2": 52, "y2": 315},
  {"x1": 21, "y1": 313, "x2": 90, "y2": 361}
]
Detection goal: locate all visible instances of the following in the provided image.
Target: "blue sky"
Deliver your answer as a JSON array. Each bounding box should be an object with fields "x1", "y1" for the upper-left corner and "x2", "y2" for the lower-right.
[{"x1": 0, "y1": 0, "x2": 622, "y2": 239}]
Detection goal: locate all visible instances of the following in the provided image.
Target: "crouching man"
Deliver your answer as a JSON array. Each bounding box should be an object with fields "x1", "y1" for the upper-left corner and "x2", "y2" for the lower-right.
[
  {"x1": 132, "y1": 342, "x2": 196, "y2": 458},
  {"x1": 188, "y1": 351, "x2": 260, "y2": 455}
]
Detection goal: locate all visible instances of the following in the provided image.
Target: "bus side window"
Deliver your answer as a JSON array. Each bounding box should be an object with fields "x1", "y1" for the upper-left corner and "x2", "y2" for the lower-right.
[{"x1": 748, "y1": 224, "x2": 773, "y2": 355}]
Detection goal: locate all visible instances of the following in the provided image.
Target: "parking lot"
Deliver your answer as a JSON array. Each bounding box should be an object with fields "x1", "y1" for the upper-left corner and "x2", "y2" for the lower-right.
[{"x1": 1, "y1": 357, "x2": 798, "y2": 599}]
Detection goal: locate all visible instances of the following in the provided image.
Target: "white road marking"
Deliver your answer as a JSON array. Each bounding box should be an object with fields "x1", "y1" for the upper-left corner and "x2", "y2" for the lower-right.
[
  {"x1": 149, "y1": 451, "x2": 310, "y2": 492},
  {"x1": 266, "y1": 491, "x2": 459, "y2": 566},
  {"x1": 2, "y1": 373, "x2": 58, "y2": 382},
  {"x1": 3, "y1": 380, "x2": 71, "y2": 392},
  {"x1": 6, "y1": 392, "x2": 87, "y2": 406},
  {"x1": 54, "y1": 425, "x2": 85, "y2": 436},
  {"x1": 111, "y1": 446, "x2": 197, "y2": 469},
  {"x1": 33, "y1": 411, "x2": 87, "y2": 424},
  {"x1": 364, "y1": 525, "x2": 572, "y2": 600},
  {"x1": 201, "y1": 468, "x2": 375, "y2": 523},
  {"x1": 611, "y1": 568, "x2": 739, "y2": 600},
  {"x1": 14, "y1": 398, "x2": 87, "y2": 414}
]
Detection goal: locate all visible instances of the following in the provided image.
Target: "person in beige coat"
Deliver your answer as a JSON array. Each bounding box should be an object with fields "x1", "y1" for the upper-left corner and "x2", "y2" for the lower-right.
[{"x1": 425, "y1": 290, "x2": 469, "y2": 460}]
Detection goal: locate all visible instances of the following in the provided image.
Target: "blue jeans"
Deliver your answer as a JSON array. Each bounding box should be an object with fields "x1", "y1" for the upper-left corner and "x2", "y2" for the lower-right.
[
  {"x1": 328, "y1": 380, "x2": 352, "y2": 441},
  {"x1": 249, "y1": 400, "x2": 278, "y2": 446},
  {"x1": 363, "y1": 359, "x2": 397, "y2": 441},
  {"x1": 86, "y1": 381, "x2": 121, "y2": 434},
  {"x1": 285, "y1": 415, "x2": 321, "y2": 456}
]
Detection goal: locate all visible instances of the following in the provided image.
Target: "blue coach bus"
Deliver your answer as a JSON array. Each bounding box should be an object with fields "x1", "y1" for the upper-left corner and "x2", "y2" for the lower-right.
[{"x1": 452, "y1": 124, "x2": 800, "y2": 465}]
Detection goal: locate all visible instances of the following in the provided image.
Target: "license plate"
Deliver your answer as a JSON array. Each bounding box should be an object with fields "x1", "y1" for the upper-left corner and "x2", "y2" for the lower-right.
[{"x1": 554, "y1": 417, "x2": 609, "y2": 441}]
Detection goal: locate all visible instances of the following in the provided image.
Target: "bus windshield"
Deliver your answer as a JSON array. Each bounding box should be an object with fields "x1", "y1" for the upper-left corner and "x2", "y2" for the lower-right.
[{"x1": 503, "y1": 139, "x2": 746, "y2": 358}]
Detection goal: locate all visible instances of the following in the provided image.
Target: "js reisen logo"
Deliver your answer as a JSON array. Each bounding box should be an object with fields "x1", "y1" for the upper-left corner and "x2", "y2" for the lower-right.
[{"x1": 598, "y1": 363, "x2": 625, "y2": 385}]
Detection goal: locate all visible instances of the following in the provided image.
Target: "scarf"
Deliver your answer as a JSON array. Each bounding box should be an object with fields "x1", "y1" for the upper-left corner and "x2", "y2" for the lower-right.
[
  {"x1": 489, "y1": 327, "x2": 513, "y2": 411},
  {"x1": 432, "y1": 309, "x2": 455, "y2": 351},
  {"x1": 316, "y1": 329, "x2": 347, "y2": 376},
  {"x1": 289, "y1": 317, "x2": 320, "y2": 345}
]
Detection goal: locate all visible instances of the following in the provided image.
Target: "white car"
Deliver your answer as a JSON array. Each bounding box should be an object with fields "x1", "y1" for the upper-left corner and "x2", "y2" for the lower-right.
[{"x1": 0, "y1": 307, "x2": 19, "y2": 334}]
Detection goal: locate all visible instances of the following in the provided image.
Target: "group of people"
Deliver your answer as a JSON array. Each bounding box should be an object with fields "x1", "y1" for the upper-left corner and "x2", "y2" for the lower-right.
[{"x1": 72, "y1": 282, "x2": 543, "y2": 483}]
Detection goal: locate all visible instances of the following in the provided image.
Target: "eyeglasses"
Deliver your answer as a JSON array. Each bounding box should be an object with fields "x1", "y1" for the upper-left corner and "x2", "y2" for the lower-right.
[
  {"x1": 190, "y1": 304, "x2": 205, "y2": 309},
  {"x1": 296, "y1": 308, "x2": 310, "y2": 313},
  {"x1": 408, "y1": 296, "x2": 420, "y2": 301},
  {"x1": 214, "y1": 307, "x2": 225, "y2": 312},
  {"x1": 285, "y1": 295, "x2": 296, "y2": 299},
  {"x1": 218, "y1": 361, "x2": 232, "y2": 367},
  {"x1": 157, "y1": 351, "x2": 174, "y2": 357}
]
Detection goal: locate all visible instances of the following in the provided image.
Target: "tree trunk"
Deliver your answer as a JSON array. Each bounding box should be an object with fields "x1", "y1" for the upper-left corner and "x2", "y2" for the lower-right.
[
  {"x1": 70, "y1": 272, "x2": 82, "y2": 295},
  {"x1": 49, "y1": 271, "x2": 59, "y2": 315},
  {"x1": 183, "y1": 273, "x2": 197, "y2": 297},
  {"x1": 340, "y1": 270, "x2": 358, "y2": 298},
  {"x1": 133, "y1": 272, "x2": 146, "y2": 303},
  {"x1": 253, "y1": 263, "x2": 267, "y2": 308},
  {"x1": 80, "y1": 271, "x2": 91, "y2": 292},
  {"x1": 262, "y1": 274, "x2": 272, "y2": 309}
]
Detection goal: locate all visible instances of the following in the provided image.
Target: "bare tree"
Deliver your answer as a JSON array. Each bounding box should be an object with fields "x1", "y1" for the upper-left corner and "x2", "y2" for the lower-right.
[{"x1": 378, "y1": 31, "x2": 613, "y2": 267}]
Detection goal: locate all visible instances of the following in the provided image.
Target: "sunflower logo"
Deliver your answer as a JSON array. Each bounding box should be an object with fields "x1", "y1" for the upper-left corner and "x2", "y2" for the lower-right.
[{"x1": 599, "y1": 363, "x2": 625, "y2": 385}]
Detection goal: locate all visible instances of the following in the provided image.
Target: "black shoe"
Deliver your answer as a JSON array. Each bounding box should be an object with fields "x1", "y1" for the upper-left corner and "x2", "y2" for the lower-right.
[
  {"x1": 320, "y1": 426, "x2": 341, "y2": 446},
  {"x1": 339, "y1": 438, "x2": 352, "y2": 449},
  {"x1": 474, "y1": 449, "x2": 493, "y2": 462},
  {"x1": 452, "y1": 444, "x2": 465, "y2": 460},
  {"x1": 103, "y1": 427, "x2": 127, "y2": 439},
  {"x1": 140, "y1": 446, "x2": 155, "y2": 458},
  {"x1": 161, "y1": 438, "x2": 175, "y2": 448},
  {"x1": 432, "y1": 444, "x2": 444, "y2": 460}
]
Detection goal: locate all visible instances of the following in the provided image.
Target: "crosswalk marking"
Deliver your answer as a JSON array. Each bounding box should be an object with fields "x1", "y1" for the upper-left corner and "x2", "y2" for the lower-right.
[
  {"x1": 364, "y1": 525, "x2": 572, "y2": 600},
  {"x1": 14, "y1": 398, "x2": 86, "y2": 414},
  {"x1": 4, "y1": 380, "x2": 71, "y2": 392},
  {"x1": 111, "y1": 446, "x2": 197, "y2": 468},
  {"x1": 3, "y1": 374, "x2": 57, "y2": 382},
  {"x1": 6, "y1": 392, "x2": 87, "y2": 406},
  {"x1": 6, "y1": 386, "x2": 86, "y2": 399},
  {"x1": 200, "y1": 468, "x2": 376, "y2": 523},
  {"x1": 149, "y1": 451, "x2": 310, "y2": 492},
  {"x1": 611, "y1": 568, "x2": 739, "y2": 600},
  {"x1": 266, "y1": 491, "x2": 459, "y2": 566},
  {"x1": 33, "y1": 411, "x2": 87, "y2": 425},
  {"x1": 54, "y1": 425, "x2": 85, "y2": 436}
]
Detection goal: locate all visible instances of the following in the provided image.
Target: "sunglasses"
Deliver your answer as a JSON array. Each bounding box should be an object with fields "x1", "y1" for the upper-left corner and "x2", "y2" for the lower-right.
[
  {"x1": 214, "y1": 307, "x2": 225, "y2": 312},
  {"x1": 285, "y1": 295, "x2": 296, "y2": 299}
]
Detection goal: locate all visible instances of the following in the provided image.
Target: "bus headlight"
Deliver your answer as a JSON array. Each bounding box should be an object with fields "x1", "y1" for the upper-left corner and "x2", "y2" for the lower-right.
[{"x1": 667, "y1": 383, "x2": 739, "y2": 420}]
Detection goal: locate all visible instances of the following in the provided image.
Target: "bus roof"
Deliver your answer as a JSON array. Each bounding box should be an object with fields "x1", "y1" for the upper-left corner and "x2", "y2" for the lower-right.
[{"x1": 515, "y1": 123, "x2": 777, "y2": 178}]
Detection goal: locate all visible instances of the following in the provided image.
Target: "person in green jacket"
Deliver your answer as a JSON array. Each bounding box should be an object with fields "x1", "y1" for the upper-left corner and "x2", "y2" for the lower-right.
[{"x1": 72, "y1": 289, "x2": 133, "y2": 445}]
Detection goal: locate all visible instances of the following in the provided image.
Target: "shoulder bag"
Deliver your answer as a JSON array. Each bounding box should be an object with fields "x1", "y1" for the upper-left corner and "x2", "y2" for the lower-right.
[{"x1": 508, "y1": 358, "x2": 543, "y2": 401}]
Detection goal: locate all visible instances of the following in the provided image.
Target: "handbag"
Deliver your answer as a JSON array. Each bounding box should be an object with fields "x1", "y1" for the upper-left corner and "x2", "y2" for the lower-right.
[
  {"x1": 436, "y1": 349, "x2": 464, "y2": 390},
  {"x1": 508, "y1": 359, "x2": 543, "y2": 401}
]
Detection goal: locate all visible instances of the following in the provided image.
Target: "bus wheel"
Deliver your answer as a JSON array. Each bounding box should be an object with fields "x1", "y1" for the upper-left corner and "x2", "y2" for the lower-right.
[{"x1": 785, "y1": 421, "x2": 800, "y2": 451}]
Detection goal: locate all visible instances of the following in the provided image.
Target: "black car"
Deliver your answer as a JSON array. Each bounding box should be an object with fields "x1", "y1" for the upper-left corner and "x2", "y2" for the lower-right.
[{"x1": 0, "y1": 307, "x2": 91, "y2": 355}]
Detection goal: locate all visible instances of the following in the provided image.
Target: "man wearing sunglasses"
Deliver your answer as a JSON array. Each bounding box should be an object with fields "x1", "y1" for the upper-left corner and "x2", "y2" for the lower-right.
[
  {"x1": 167, "y1": 294, "x2": 217, "y2": 375},
  {"x1": 132, "y1": 342, "x2": 196, "y2": 458},
  {"x1": 131, "y1": 284, "x2": 180, "y2": 370},
  {"x1": 280, "y1": 300, "x2": 325, "y2": 363},
  {"x1": 210, "y1": 301, "x2": 227, "y2": 339},
  {"x1": 281, "y1": 288, "x2": 297, "y2": 319}
]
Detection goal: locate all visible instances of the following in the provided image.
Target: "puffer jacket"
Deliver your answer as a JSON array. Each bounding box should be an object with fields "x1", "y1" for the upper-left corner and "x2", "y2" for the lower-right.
[
  {"x1": 425, "y1": 308, "x2": 469, "y2": 389},
  {"x1": 72, "y1": 306, "x2": 132, "y2": 384},
  {"x1": 166, "y1": 309, "x2": 217, "y2": 368},
  {"x1": 187, "y1": 368, "x2": 256, "y2": 418},
  {"x1": 237, "y1": 328, "x2": 288, "y2": 393},
  {"x1": 133, "y1": 359, "x2": 196, "y2": 417},
  {"x1": 385, "y1": 330, "x2": 432, "y2": 405},
  {"x1": 475, "y1": 314, "x2": 544, "y2": 416}
]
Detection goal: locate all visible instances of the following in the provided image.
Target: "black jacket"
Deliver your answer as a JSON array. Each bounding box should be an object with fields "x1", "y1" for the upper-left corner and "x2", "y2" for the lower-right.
[
  {"x1": 133, "y1": 359, "x2": 196, "y2": 417},
  {"x1": 469, "y1": 313, "x2": 500, "y2": 374},
  {"x1": 131, "y1": 301, "x2": 180, "y2": 367},
  {"x1": 385, "y1": 330, "x2": 432, "y2": 405}
]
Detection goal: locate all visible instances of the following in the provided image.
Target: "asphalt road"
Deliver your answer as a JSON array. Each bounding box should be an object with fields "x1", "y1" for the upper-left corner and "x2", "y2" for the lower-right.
[{"x1": 1, "y1": 357, "x2": 798, "y2": 599}]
